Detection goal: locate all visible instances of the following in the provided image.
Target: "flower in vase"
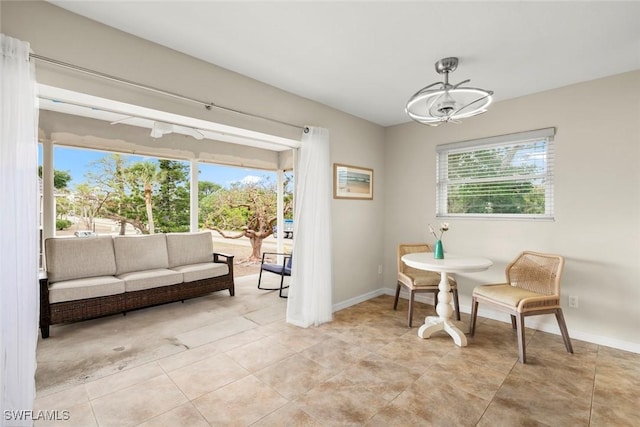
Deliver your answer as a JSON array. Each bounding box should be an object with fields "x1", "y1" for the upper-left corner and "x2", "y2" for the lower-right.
[{"x1": 428, "y1": 222, "x2": 449, "y2": 241}]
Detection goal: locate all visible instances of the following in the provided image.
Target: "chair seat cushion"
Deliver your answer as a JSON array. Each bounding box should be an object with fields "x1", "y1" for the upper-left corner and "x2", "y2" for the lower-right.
[
  {"x1": 171, "y1": 262, "x2": 229, "y2": 282},
  {"x1": 398, "y1": 272, "x2": 440, "y2": 289},
  {"x1": 261, "y1": 263, "x2": 291, "y2": 276},
  {"x1": 49, "y1": 276, "x2": 125, "y2": 304},
  {"x1": 118, "y1": 268, "x2": 183, "y2": 292},
  {"x1": 473, "y1": 284, "x2": 540, "y2": 307}
]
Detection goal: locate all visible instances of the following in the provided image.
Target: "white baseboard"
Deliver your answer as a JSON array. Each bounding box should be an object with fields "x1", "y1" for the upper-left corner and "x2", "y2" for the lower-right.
[
  {"x1": 333, "y1": 286, "x2": 640, "y2": 354},
  {"x1": 332, "y1": 288, "x2": 387, "y2": 312}
]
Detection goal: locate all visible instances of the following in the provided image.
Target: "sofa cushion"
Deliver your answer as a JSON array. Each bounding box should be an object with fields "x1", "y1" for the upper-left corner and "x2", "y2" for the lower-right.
[
  {"x1": 114, "y1": 234, "x2": 169, "y2": 275},
  {"x1": 166, "y1": 232, "x2": 214, "y2": 268},
  {"x1": 45, "y1": 236, "x2": 117, "y2": 283},
  {"x1": 118, "y1": 268, "x2": 183, "y2": 292},
  {"x1": 171, "y1": 262, "x2": 229, "y2": 282},
  {"x1": 48, "y1": 276, "x2": 125, "y2": 303}
]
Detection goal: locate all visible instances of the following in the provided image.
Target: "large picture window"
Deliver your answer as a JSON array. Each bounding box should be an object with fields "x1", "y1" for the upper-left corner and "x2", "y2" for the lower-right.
[{"x1": 436, "y1": 128, "x2": 555, "y2": 219}]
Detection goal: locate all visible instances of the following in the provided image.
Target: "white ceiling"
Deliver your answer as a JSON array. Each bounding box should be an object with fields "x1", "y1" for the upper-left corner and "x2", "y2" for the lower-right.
[{"x1": 48, "y1": 1, "x2": 640, "y2": 127}]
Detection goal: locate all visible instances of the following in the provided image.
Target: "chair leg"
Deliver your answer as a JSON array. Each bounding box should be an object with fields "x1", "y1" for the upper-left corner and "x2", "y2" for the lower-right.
[
  {"x1": 40, "y1": 325, "x2": 50, "y2": 339},
  {"x1": 555, "y1": 308, "x2": 574, "y2": 354},
  {"x1": 434, "y1": 292, "x2": 438, "y2": 309},
  {"x1": 257, "y1": 268, "x2": 264, "y2": 289},
  {"x1": 510, "y1": 315, "x2": 517, "y2": 329},
  {"x1": 258, "y1": 268, "x2": 289, "y2": 293},
  {"x1": 452, "y1": 288, "x2": 461, "y2": 321},
  {"x1": 278, "y1": 273, "x2": 288, "y2": 298},
  {"x1": 393, "y1": 283, "x2": 402, "y2": 310},
  {"x1": 408, "y1": 290, "x2": 416, "y2": 327},
  {"x1": 469, "y1": 297, "x2": 478, "y2": 336},
  {"x1": 515, "y1": 313, "x2": 527, "y2": 364}
]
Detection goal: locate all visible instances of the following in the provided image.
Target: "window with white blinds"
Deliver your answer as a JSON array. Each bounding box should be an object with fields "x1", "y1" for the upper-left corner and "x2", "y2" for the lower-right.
[{"x1": 436, "y1": 128, "x2": 555, "y2": 220}]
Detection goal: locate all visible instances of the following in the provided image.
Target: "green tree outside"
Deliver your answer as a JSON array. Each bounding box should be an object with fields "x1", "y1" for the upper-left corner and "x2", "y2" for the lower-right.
[
  {"x1": 154, "y1": 160, "x2": 190, "y2": 233},
  {"x1": 38, "y1": 166, "x2": 72, "y2": 190},
  {"x1": 202, "y1": 175, "x2": 293, "y2": 262},
  {"x1": 446, "y1": 146, "x2": 545, "y2": 215}
]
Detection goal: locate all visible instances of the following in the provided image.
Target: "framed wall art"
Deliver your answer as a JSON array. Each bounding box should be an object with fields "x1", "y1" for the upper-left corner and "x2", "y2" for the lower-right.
[{"x1": 333, "y1": 163, "x2": 373, "y2": 200}]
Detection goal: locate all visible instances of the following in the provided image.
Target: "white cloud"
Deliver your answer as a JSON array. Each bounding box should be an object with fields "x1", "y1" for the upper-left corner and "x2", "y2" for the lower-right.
[
  {"x1": 240, "y1": 175, "x2": 262, "y2": 185},
  {"x1": 226, "y1": 175, "x2": 264, "y2": 186}
]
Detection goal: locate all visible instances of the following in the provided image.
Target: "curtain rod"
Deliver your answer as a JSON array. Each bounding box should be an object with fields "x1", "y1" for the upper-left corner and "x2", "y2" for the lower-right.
[{"x1": 30, "y1": 53, "x2": 307, "y2": 132}]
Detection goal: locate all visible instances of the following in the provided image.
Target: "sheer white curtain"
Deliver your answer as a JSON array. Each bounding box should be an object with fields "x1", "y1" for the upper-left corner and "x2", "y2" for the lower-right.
[
  {"x1": 0, "y1": 34, "x2": 39, "y2": 423},
  {"x1": 287, "y1": 127, "x2": 333, "y2": 327}
]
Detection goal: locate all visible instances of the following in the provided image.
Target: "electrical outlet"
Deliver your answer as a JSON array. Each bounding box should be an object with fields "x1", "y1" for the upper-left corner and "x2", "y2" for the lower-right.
[
  {"x1": 568, "y1": 295, "x2": 579, "y2": 308},
  {"x1": 378, "y1": 265, "x2": 383, "y2": 274}
]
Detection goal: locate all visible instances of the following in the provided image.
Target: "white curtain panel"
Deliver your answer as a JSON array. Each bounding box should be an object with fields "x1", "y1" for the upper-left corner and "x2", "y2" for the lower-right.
[
  {"x1": 287, "y1": 127, "x2": 333, "y2": 327},
  {"x1": 0, "y1": 34, "x2": 39, "y2": 424}
]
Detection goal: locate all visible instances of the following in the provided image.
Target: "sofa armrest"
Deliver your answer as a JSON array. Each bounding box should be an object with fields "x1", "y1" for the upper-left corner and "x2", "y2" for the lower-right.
[
  {"x1": 213, "y1": 252, "x2": 234, "y2": 282},
  {"x1": 39, "y1": 274, "x2": 52, "y2": 338},
  {"x1": 213, "y1": 252, "x2": 234, "y2": 264},
  {"x1": 39, "y1": 273, "x2": 50, "y2": 303}
]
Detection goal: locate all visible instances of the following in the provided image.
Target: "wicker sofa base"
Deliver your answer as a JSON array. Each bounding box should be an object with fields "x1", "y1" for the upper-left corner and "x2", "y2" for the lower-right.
[
  {"x1": 124, "y1": 274, "x2": 235, "y2": 311},
  {"x1": 40, "y1": 255, "x2": 234, "y2": 339},
  {"x1": 48, "y1": 294, "x2": 126, "y2": 330}
]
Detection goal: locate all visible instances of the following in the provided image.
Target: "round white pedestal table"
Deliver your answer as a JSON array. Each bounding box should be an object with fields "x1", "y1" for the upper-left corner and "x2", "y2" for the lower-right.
[{"x1": 401, "y1": 252, "x2": 493, "y2": 347}]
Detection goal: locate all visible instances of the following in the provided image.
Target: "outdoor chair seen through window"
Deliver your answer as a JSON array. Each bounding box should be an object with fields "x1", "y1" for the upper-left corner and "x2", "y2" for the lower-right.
[{"x1": 258, "y1": 252, "x2": 291, "y2": 298}]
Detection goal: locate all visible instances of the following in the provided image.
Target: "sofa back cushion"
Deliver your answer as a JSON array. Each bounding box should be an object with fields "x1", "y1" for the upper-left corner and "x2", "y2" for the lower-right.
[
  {"x1": 114, "y1": 234, "x2": 169, "y2": 275},
  {"x1": 166, "y1": 232, "x2": 214, "y2": 268},
  {"x1": 45, "y1": 236, "x2": 116, "y2": 283}
]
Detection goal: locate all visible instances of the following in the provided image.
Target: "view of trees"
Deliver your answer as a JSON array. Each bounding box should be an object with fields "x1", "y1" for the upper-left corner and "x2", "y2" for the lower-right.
[
  {"x1": 202, "y1": 176, "x2": 293, "y2": 261},
  {"x1": 39, "y1": 166, "x2": 74, "y2": 227},
  {"x1": 47, "y1": 151, "x2": 292, "y2": 263},
  {"x1": 445, "y1": 145, "x2": 547, "y2": 215},
  {"x1": 38, "y1": 166, "x2": 72, "y2": 190}
]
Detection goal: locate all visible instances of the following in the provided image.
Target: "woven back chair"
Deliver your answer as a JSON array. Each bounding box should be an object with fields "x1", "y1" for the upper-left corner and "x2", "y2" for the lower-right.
[
  {"x1": 394, "y1": 243, "x2": 460, "y2": 327},
  {"x1": 469, "y1": 251, "x2": 573, "y2": 363}
]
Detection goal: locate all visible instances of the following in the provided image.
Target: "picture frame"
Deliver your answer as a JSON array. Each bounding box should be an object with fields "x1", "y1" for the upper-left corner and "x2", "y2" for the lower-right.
[{"x1": 333, "y1": 163, "x2": 374, "y2": 200}]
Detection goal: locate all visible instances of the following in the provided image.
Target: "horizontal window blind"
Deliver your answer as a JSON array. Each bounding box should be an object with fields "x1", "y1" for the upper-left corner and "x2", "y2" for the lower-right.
[{"x1": 436, "y1": 128, "x2": 555, "y2": 219}]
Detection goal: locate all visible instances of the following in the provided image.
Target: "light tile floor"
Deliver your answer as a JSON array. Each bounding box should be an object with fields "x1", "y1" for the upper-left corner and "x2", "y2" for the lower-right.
[{"x1": 33, "y1": 275, "x2": 640, "y2": 426}]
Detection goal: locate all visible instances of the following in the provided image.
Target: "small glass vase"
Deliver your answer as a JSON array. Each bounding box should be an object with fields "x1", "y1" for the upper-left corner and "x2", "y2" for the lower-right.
[{"x1": 434, "y1": 240, "x2": 444, "y2": 259}]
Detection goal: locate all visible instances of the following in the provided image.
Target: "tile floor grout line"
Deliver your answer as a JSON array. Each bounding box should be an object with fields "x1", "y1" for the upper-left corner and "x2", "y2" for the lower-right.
[
  {"x1": 471, "y1": 343, "x2": 519, "y2": 426},
  {"x1": 88, "y1": 398, "x2": 101, "y2": 427},
  {"x1": 587, "y1": 345, "x2": 601, "y2": 426}
]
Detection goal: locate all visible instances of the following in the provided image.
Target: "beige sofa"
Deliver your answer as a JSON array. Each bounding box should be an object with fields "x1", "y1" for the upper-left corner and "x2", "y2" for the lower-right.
[{"x1": 39, "y1": 231, "x2": 234, "y2": 338}]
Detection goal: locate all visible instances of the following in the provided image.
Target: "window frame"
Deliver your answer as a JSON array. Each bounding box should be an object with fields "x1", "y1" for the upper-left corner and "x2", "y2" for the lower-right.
[{"x1": 436, "y1": 127, "x2": 555, "y2": 220}]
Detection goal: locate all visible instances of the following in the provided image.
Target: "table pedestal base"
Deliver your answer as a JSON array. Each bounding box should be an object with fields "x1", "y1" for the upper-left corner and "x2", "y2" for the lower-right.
[
  {"x1": 418, "y1": 316, "x2": 468, "y2": 347},
  {"x1": 402, "y1": 253, "x2": 492, "y2": 349}
]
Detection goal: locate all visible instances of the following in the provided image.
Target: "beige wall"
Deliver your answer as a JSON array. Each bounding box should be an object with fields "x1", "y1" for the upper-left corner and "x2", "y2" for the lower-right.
[
  {"x1": 2, "y1": 1, "x2": 386, "y2": 305},
  {"x1": 384, "y1": 70, "x2": 640, "y2": 351}
]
